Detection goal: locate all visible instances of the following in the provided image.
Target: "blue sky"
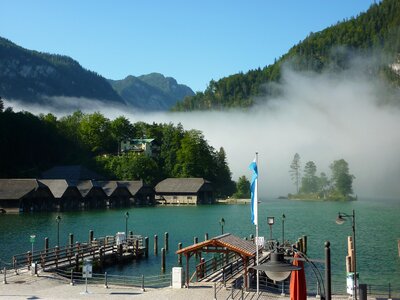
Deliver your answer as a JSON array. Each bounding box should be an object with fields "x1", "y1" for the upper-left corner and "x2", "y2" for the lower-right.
[{"x1": 0, "y1": 0, "x2": 375, "y2": 92}]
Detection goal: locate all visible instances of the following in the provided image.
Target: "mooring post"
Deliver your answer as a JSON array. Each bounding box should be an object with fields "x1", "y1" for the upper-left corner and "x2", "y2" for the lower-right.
[
  {"x1": 69, "y1": 233, "x2": 74, "y2": 247},
  {"x1": 129, "y1": 231, "x2": 133, "y2": 239},
  {"x1": 164, "y1": 232, "x2": 169, "y2": 252},
  {"x1": 99, "y1": 246, "x2": 104, "y2": 267},
  {"x1": 144, "y1": 237, "x2": 149, "y2": 258},
  {"x1": 194, "y1": 237, "x2": 198, "y2": 259},
  {"x1": 204, "y1": 233, "x2": 208, "y2": 241},
  {"x1": 154, "y1": 235, "x2": 158, "y2": 255},
  {"x1": 141, "y1": 274, "x2": 145, "y2": 292},
  {"x1": 89, "y1": 230, "x2": 94, "y2": 243},
  {"x1": 104, "y1": 271, "x2": 108, "y2": 289},
  {"x1": 44, "y1": 237, "x2": 49, "y2": 255},
  {"x1": 135, "y1": 239, "x2": 139, "y2": 257},
  {"x1": 161, "y1": 248, "x2": 166, "y2": 273},
  {"x1": 302, "y1": 235, "x2": 308, "y2": 254},
  {"x1": 178, "y1": 242, "x2": 182, "y2": 266},
  {"x1": 3, "y1": 267, "x2": 7, "y2": 284}
]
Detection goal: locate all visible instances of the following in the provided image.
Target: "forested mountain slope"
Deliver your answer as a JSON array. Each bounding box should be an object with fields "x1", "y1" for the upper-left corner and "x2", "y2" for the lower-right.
[{"x1": 173, "y1": 0, "x2": 400, "y2": 111}]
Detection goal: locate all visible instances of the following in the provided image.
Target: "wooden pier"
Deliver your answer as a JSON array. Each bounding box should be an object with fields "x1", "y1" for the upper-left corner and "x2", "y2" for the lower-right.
[{"x1": 12, "y1": 234, "x2": 147, "y2": 273}]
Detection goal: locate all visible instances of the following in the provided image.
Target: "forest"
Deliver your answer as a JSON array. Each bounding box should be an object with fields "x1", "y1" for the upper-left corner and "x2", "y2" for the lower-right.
[
  {"x1": 0, "y1": 100, "x2": 236, "y2": 198},
  {"x1": 172, "y1": 0, "x2": 400, "y2": 111}
]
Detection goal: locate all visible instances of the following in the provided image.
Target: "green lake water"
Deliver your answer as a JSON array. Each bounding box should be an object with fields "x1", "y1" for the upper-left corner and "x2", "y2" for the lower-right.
[{"x1": 0, "y1": 197, "x2": 399, "y2": 294}]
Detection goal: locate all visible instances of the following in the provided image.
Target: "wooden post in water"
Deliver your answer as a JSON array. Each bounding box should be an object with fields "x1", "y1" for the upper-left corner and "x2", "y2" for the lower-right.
[
  {"x1": 154, "y1": 235, "x2": 158, "y2": 255},
  {"x1": 135, "y1": 239, "x2": 139, "y2": 257},
  {"x1": 194, "y1": 237, "x2": 198, "y2": 259},
  {"x1": 204, "y1": 233, "x2": 208, "y2": 241},
  {"x1": 89, "y1": 230, "x2": 94, "y2": 243},
  {"x1": 161, "y1": 248, "x2": 166, "y2": 273},
  {"x1": 44, "y1": 237, "x2": 49, "y2": 254},
  {"x1": 302, "y1": 235, "x2": 307, "y2": 254},
  {"x1": 164, "y1": 232, "x2": 169, "y2": 252},
  {"x1": 99, "y1": 246, "x2": 104, "y2": 267},
  {"x1": 144, "y1": 237, "x2": 149, "y2": 258},
  {"x1": 69, "y1": 233, "x2": 74, "y2": 247},
  {"x1": 129, "y1": 231, "x2": 133, "y2": 238},
  {"x1": 178, "y1": 243, "x2": 182, "y2": 266}
]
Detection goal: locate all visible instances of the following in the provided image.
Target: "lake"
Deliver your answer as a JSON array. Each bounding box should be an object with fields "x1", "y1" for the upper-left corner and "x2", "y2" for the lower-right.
[{"x1": 0, "y1": 197, "x2": 399, "y2": 294}]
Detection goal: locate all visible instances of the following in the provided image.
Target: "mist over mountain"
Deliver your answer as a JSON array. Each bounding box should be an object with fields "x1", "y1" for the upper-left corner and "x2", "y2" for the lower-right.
[{"x1": 109, "y1": 73, "x2": 194, "y2": 111}]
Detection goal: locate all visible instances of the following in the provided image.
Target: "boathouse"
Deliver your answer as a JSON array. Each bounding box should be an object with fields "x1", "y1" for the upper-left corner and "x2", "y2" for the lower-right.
[
  {"x1": 97, "y1": 181, "x2": 132, "y2": 207},
  {"x1": 38, "y1": 179, "x2": 82, "y2": 211},
  {"x1": 76, "y1": 180, "x2": 107, "y2": 209},
  {"x1": 155, "y1": 178, "x2": 214, "y2": 204},
  {"x1": 0, "y1": 179, "x2": 54, "y2": 213},
  {"x1": 118, "y1": 180, "x2": 156, "y2": 206}
]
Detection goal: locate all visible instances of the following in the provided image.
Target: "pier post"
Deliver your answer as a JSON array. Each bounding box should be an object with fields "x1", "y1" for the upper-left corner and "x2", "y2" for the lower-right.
[
  {"x1": 44, "y1": 237, "x2": 49, "y2": 254},
  {"x1": 135, "y1": 240, "x2": 139, "y2": 257},
  {"x1": 55, "y1": 246, "x2": 59, "y2": 268},
  {"x1": 154, "y1": 235, "x2": 158, "y2": 255},
  {"x1": 69, "y1": 234, "x2": 74, "y2": 247},
  {"x1": 204, "y1": 233, "x2": 208, "y2": 241},
  {"x1": 161, "y1": 248, "x2": 166, "y2": 273},
  {"x1": 74, "y1": 253, "x2": 79, "y2": 272},
  {"x1": 194, "y1": 237, "x2": 198, "y2": 259},
  {"x1": 129, "y1": 231, "x2": 133, "y2": 238},
  {"x1": 27, "y1": 251, "x2": 32, "y2": 271},
  {"x1": 325, "y1": 241, "x2": 331, "y2": 300},
  {"x1": 178, "y1": 243, "x2": 182, "y2": 266},
  {"x1": 89, "y1": 230, "x2": 94, "y2": 243},
  {"x1": 144, "y1": 237, "x2": 149, "y2": 258},
  {"x1": 164, "y1": 232, "x2": 169, "y2": 252},
  {"x1": 99, "y1": 246, "x2": 104, "y2": 267},
  {"x1": 302, "y1": 235, "x2": 307, "y2": 254}
]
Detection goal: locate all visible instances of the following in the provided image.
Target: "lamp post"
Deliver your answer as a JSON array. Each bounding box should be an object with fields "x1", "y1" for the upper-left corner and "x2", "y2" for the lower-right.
[
  {"x1": 125, "y1": 212, "x2": 129, "y2": 236},
  {"x1": 55, "y1": 215, "x2": 61, "y2": 246},
  {"x1": 336, "y1": 209, "x2": 357, "y2": 300},
  {"x1": 281, "y1": 214, "x2": 286, "y2": 246},
  {"x1": 267, "y1": 217, "x2": 274, "y2": 240},
  {"x1": 219, "y1": 218, "x2": 225, "y2": 235}
]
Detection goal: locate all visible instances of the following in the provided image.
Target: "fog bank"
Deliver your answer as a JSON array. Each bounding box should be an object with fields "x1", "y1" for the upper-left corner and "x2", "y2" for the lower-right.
[{"x1": 5, "y1": 68, "x2": 400, "y2": 198}]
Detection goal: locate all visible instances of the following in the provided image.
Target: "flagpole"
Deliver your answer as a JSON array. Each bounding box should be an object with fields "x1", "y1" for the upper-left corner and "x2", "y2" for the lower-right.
[{"x1": 255, "y1": 152, "x2": 259, "y2": 294}]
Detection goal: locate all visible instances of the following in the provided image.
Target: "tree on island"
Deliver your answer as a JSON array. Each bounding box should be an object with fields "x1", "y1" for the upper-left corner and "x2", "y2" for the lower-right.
[
  {"x1": 330, "y1": 159, "x2": 355, "y2": 198},
  {"x1": 289, "y1": 153, "x2": 301, "y2": 193},
  {"x1": 300, "y1": 161, "x2": 319, "y2": 194}
]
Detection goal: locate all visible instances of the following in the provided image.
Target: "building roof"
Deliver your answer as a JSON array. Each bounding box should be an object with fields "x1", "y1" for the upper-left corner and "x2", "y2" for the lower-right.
[
  {"x1": 131, "y1": 138, "x2": 155, "y2": 144},
  {"x1": 41, "y1": 165, "x2": 104, "y2": 180},
  {"x1": 38, "y1": 179, "x2": 79, "y2": 198},
  {"x1": 117, "y1": 180, "x2": 145, "y2": 195},
  {"x1": 75, "y1": 180, "x2": 105, "y2": 197},
  {"x1": 0, "y1": 179, "x2": 50, "y2": 200},
  {"x1": 176, "y1": 233, "x2": 257, "y2": 257},
  {"x1": 97, "y1": 181, "x2": 132, "y2": 197},
  {"x1": 155, "y1": 178, "x2": 211, "y2": 194}
]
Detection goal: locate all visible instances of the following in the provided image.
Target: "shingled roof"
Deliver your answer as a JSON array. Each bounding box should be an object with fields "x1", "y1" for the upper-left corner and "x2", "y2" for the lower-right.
[
  {"x1": 118, "y1": 180, "x2": 146, "y2": 195},
  {"x1": 176, "y1": 233, "x2": 257, "y2": 257},
  {"x1": 0, "y1": 179, "x2": 50, "y2": 200},
  {"x1": 155, "y1": 178, "x2": 212, "y2": 194},
  {"x1": 41, "y1": 165, "x2": 103, "y2": 180},
  {"x1": 38, "y1": 179, "x2": 78, "y2": 198}
]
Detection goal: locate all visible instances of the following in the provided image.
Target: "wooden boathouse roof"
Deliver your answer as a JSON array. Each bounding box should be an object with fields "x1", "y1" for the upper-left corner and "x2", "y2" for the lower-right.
[
  {"x1": 176, "y1": 233, "x2": 257, "y2": 257},
  {"x1": 156, "y1": 178, "x2": 212, "y2": 194},
  {"x1": 38, "y1": 179, "x2": 79, "y2": 198},
  {"x1": 0, "y1": 179, "x2": 50, "y2": 200},
  {"x1": 118, "y1": 180, "x2": 147, "y2": 195}
]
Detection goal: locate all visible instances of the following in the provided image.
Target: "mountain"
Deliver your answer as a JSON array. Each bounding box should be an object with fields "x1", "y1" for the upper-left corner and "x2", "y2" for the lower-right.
[
  {"x1": 0, "y1": 37, "x2": 125, "y2": 107},
  {"x1": 109, "y1": 73, "x2": 194, "y2": 111},
  {"x1": 172, "y1": 0, "x2": 400, "y2": 111}
]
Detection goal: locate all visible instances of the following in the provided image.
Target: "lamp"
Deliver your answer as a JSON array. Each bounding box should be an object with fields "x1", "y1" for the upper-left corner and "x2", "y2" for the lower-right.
[
  {"x1": 267, "y1": 216, "x2": 274, "y2": 240},
  {"x1": 219, "y1": 218, "x2": 225, "y2": 235},
  {"x1": 336, "y1": 210, "x2": 357, "y2": 300},
  {"x1": 252, "y1": 252, "x2": 301, "y2": 281},
  {"x1": 55, "y1": 215, "x2": 61, "y2": 246}
]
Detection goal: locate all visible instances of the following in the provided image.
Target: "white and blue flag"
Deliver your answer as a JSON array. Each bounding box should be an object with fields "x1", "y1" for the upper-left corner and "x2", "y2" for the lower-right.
[{"x1": 249, "y1": 158, "x2": 258, "y2": 226}]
